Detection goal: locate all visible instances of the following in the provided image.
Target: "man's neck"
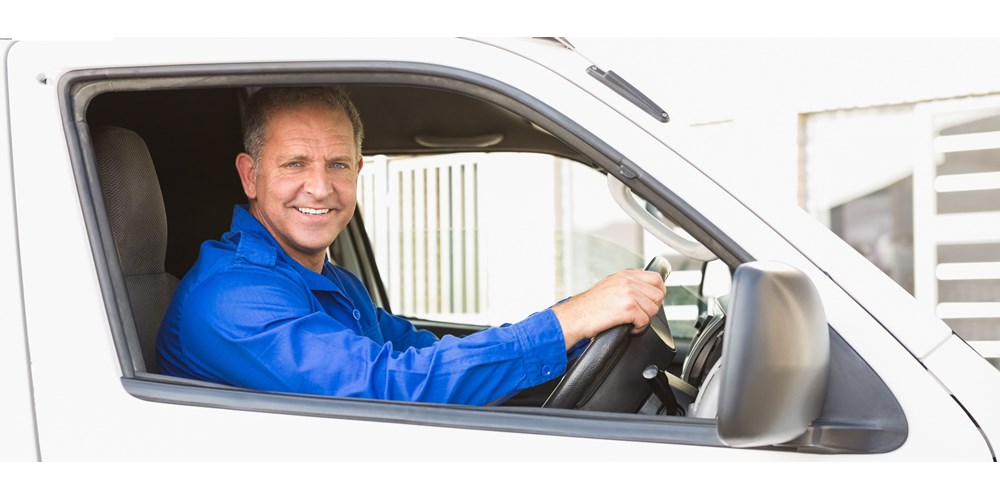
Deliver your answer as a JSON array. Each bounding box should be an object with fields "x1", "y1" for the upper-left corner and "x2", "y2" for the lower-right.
[{"x1": 246, "y1": 205, "x2": 326, "y2": 274}]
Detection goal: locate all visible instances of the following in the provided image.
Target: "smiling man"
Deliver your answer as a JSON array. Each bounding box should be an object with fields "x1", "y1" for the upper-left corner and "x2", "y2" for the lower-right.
[{"x1": 155, "y1": 86, "x2": 665, "y2": 405}]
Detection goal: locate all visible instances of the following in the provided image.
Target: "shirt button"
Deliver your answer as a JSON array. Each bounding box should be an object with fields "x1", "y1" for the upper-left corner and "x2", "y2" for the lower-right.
[
  {"x1": 541, "y1": 365, "x2": 553, "y2": 377},
  {"x1": 352, "y1": 309, "x2": 361, "y2": 321}
]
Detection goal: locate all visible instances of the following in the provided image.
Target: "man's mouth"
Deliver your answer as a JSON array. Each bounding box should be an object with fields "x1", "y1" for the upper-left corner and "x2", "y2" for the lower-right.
[{"x1": 296, "y1": 207, "x2": 331, "y2": 215}]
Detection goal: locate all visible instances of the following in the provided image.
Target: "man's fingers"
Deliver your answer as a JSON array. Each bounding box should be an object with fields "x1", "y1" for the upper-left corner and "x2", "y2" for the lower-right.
[
  {"x1": 622, "y1": 270, "x2": 666, "y2": 306},
  {"x1": 603, "y1": 274, "x2": 664, "y2": 334},
  {"x1": 552, "y1": 268, "x2": 669, "y2": 348},
  {"x1": 626, "y1": 290, "x2": 662, "y2": 334}
]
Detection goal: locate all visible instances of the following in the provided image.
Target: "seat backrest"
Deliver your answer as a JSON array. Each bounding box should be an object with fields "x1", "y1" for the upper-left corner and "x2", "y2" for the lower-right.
[{"x1": 93, "y1": 126, "x2": 179, "y2": 373}]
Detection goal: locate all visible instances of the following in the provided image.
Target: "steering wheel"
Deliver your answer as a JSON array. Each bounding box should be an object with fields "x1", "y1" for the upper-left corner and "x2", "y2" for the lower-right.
[{"x1": 542, "y1": 256, "x2": 675, "y2": 411}]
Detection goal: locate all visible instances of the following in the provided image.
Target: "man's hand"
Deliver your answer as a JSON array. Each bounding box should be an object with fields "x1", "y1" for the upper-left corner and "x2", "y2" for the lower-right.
[{"x1": 551, "y1": 269, "x2": 666, "y2": 350}]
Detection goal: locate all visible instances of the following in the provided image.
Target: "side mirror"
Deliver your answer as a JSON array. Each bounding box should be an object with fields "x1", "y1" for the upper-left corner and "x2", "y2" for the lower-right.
[{"x1": 716, "y1": 261, "x2": 830, "y2": 448}]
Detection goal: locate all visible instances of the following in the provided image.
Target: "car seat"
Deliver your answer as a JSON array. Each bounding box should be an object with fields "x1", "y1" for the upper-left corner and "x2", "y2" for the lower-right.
[{"x1": 92, "y1": 125, "x2": 179, "y2": 373}]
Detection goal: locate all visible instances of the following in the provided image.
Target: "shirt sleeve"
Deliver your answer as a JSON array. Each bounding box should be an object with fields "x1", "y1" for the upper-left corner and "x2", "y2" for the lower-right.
[
  {"x1": 177, "y1": 265, "x2": 568, "y2": 405},
  {"x1": 373, "y1": 308, "x2": 439, "y2": 350}
]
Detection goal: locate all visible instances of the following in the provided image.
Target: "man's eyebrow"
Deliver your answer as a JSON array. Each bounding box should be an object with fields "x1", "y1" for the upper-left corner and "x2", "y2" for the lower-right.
[
  {"x1": 274, "y1": 153, "x2": 356, "y2": 164},
  {"x1": 326, "y1": 155, "x2": 358, "y2": 166},
  {"x1": 277, "y1": 153, "x2": 309, "y2": 163}
]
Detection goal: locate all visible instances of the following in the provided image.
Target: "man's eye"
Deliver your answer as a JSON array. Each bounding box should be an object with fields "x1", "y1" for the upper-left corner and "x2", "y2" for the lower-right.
[
  {"x1": 286, "y1": 161, "x2": 303, "y2": 168},
  {"x1": 330, "y1": 163, "x2": 347, "y2": 170}
]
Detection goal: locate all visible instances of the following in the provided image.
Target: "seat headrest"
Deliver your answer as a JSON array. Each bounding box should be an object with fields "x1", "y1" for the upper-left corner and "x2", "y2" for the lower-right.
[{"x1": 92, "y1": 126, "x2": 168, "y2": 275}]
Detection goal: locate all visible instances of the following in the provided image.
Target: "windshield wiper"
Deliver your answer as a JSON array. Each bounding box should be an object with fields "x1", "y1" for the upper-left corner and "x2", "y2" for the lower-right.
[
  {"x1": 541, "y1": 37, "x2": 670, "y2": 123},
  {"x1": 587, "y1": 65, "x2": 670, "y2": 123}
]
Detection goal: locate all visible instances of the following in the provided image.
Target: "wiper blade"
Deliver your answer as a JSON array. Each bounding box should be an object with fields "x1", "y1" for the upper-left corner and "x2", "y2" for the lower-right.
[{"x1": 587, "y1": 65, "x2": 670, "y2": 123}]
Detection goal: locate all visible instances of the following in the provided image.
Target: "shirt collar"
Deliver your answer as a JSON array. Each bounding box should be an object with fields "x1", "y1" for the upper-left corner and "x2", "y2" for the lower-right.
[{"x1": 230, "y1": 204, "x2": 339, "y2": 293}]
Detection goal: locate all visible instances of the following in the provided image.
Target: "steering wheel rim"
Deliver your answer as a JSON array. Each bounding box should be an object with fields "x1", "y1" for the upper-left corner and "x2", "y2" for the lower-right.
[
  {"x1": 542, "y1": 324, "x2": 631, "y2": 408},
  {"x1": 542, "y1": 256, "x2": 673, "y2": 410}
]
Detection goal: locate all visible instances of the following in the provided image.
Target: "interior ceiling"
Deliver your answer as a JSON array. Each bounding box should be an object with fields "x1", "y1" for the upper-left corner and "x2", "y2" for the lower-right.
[{"x1": 345, "y1": 85, "x2": 588, "y2": 163}]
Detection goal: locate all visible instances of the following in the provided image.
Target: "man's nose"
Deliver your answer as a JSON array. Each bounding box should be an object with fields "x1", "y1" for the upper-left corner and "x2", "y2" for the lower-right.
[{"x1": 304, "y1": 165, "x2": 334, "y2": 198}]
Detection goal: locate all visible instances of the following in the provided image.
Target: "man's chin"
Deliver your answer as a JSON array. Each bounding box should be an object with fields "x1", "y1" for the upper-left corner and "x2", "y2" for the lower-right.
[{"x1": 282, "y1": 234, "x2": 337, "y2": 257}]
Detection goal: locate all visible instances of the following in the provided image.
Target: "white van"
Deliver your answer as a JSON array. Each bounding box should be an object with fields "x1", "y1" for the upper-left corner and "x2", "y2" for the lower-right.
[{"x1": 1, "y1": 37, "x2": 997, "y2": 461}]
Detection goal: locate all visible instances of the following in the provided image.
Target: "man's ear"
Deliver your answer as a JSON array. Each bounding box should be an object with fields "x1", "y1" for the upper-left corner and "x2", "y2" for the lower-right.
[
  {"x1": 356, "y1": 157, "x2": 364, "y2": 174},
  {"x1": 235, "y1": 152, "x2": 258, "y2": 200}
]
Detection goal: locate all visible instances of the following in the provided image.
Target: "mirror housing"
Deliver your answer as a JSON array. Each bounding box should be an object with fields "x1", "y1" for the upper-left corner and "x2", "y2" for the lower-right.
[{"x1": 717, "y1": 261, "x2": 830, "y2": 448}]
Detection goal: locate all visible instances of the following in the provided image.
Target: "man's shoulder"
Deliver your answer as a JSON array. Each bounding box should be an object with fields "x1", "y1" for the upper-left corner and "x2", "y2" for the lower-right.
[
  {"x1": 194, "y1": 229, "x2": 284, "y2": 269},
  {"x1": 232, "y1": 230, "x2": 280, "y2": 268},
  {"x1": 178, "y1": 254, "x2": 310, "y2": 319},
  {"x1": 183, "y1": 231, "x2": 304, "y2": 297}
]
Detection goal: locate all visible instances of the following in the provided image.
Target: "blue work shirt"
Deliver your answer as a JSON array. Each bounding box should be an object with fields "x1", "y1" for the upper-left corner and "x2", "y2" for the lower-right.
[{"x1": 156, "y1": 205, "x2": 568, "y2": 405}]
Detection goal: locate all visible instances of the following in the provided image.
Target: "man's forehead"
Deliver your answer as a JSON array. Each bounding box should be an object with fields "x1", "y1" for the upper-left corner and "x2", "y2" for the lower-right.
[
  {"x1": 265, "y1": 102, "x2": 351, "y2": 127},
  {"x1": 259, "y1": 104, "x2": 358, "y2": 161},
  {"x1": 263, "y1": 105, "x2": 355, "y2": 142}
]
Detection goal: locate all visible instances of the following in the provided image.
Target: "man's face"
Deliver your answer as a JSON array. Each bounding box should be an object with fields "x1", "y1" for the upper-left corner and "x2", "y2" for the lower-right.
[{"x1": 236, "y1": 103, "x2": 363, "y2": 271}]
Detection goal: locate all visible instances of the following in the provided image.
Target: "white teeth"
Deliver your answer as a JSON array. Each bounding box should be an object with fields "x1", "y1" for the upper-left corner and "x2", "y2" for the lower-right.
[{"x1": 297, "y1": 207, "x2": 330, "y2": 215}]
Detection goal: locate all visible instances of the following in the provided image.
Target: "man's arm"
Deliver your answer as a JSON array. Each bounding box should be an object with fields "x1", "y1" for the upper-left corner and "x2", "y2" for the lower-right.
[
  {"x1": 372, "y1": 267, "x2": 665, "y2": 352},
  {"x1": 173, "y1": 267, "x2": 567, "y2": 405},
  {"x1": 374, "y1": 308, "x2": 438, "y2": 350}
]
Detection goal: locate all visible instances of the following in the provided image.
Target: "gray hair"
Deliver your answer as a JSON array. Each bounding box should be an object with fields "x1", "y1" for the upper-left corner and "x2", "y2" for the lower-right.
[{"x1": 242, "y1": 86, "x2": 365, "y2": 173}]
